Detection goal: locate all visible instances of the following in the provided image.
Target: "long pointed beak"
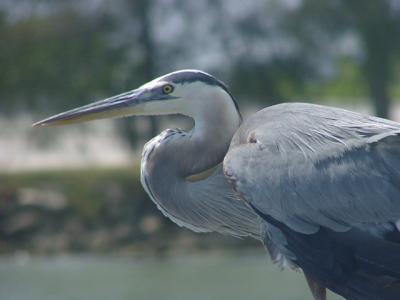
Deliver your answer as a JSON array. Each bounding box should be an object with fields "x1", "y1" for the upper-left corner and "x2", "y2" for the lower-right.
[{"x1": 33, "y1": 89, "x2": 145, "y2": 127}]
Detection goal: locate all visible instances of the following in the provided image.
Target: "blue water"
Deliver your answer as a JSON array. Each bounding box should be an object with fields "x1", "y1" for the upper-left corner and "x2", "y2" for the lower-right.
[{"x1": 0, "y1": 252, "x2": 342, "y2": 300}]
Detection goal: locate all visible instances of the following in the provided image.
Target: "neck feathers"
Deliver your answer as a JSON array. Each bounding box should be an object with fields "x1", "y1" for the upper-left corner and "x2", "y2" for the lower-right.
[
  {"x1": 184, "y1": 87, "x2": 241, "y2": 175},
  {"x1": 138, "y1": 91, "x2": 258, "y2": 236}
]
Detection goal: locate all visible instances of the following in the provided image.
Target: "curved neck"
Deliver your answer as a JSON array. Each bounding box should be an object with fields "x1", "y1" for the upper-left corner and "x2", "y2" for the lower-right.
[
  {"x1": 182, "y1": 99, "x2": 241, "y2": 176},
  {"x1": 140, "y1": 97, "x2": 261, "y2": 237},
  {"x1": 142, "y1": 94, "x2": 241, "y2": 186}
]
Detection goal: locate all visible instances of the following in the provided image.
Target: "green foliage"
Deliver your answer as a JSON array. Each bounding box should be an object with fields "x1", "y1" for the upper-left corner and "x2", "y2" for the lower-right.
[
  {"x1": 391, "y1": 62, "x2": 400, "y2": 100},
  {"x1": 229, "y1": 58, "x2": 310, "y2": 104},
  {"x1": 285, "y1": 0, "x2": 400, "y2": 117},
  {"x1": 0, "y1": 8, "x2": 128, "y2": 112},
  {"x1": 0, "y1": 167, "x2": 144, "y2": 221},
  {"x1": 305, "y1": 58, "x2": 367, "y2": 101},
  {"x1": 0, "y1": 167, "x2": 257, "y2": 254},
  {"x1": 1, "y1": 0, "x2": 400, "y2": 124},
  {"x1": 0, "y1": 166, "x2": 158, "y2": 253}
]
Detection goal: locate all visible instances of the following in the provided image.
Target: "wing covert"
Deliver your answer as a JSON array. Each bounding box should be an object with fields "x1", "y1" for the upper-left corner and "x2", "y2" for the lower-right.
[{"x1": 224, "y1": 103, "x2": 400, "y2": 234}]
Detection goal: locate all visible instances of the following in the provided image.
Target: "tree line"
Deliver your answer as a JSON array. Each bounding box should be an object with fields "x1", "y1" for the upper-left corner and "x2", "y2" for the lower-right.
[{"x1": 1, "y1": 0, "x2": 399, "y2": 145}]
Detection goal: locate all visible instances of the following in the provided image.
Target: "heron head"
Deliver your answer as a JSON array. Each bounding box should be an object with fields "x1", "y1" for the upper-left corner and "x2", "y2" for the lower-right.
[{"x1": 33, "y1": 69, "x2": 239, "y2": 127}]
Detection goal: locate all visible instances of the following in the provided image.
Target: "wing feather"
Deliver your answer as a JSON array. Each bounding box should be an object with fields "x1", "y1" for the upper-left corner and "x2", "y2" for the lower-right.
[{"x1": 224, "y1": 103, "x2": 400, "y2": 234}]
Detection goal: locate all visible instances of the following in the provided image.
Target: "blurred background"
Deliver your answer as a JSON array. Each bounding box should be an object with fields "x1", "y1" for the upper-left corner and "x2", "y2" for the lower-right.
[{"x1": 1, "y1": 0, "x2": 400, "y2": 299}]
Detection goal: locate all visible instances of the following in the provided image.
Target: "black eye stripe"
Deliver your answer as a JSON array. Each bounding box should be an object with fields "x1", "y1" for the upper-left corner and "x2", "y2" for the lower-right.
[{"x1": 161, "y1": 71, "x2": 241, "y2": 119}]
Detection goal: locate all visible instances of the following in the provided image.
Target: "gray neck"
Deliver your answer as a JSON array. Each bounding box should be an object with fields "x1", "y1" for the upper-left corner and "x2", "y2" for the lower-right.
[
  {"x1": 181, "y1": 101, "x2": 241, "y2": 176},
  {"x1": 140, "y1": 99, "x2": 261, "y2": 238}
]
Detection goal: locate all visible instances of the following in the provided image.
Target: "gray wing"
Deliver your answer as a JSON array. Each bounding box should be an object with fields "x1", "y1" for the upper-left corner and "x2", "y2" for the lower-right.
[{"x1": 224, "y1": 103, "x2": 400, "y2": 234}]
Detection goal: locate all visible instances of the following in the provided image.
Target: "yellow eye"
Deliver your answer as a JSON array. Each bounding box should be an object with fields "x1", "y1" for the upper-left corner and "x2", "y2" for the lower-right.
[{"x1": 162, "y1": 84, "x2": 174, "y2": 94}]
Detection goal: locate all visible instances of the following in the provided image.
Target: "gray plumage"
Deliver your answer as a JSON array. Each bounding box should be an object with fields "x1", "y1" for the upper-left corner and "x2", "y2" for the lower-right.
[
  {"x1": 224, "y1": 103, "x2": 400, "y2": 234},
  {"x1": 34, "y1": 70, "x2": 400, "y2": 300},
  {"x1": 141, "y1": 129, "x2": 262, "y2": 238},
  {"x1": 224, "y1": 102, "x2": 400, "y2": 299}
]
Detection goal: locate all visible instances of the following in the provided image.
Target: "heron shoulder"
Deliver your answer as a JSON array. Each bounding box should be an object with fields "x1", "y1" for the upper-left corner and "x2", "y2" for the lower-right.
[
  {"x1": 224, "y1": 102, "x2": 400, "y2": 234},
  {"x1": 230, "y1": 102, "x2": 400, "y2": 150}
]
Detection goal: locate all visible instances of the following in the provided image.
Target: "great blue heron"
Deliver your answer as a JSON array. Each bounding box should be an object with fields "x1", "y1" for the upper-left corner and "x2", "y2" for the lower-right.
[{"x1": 34, "y1": 70, "x2": 400, "y2": 300}]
